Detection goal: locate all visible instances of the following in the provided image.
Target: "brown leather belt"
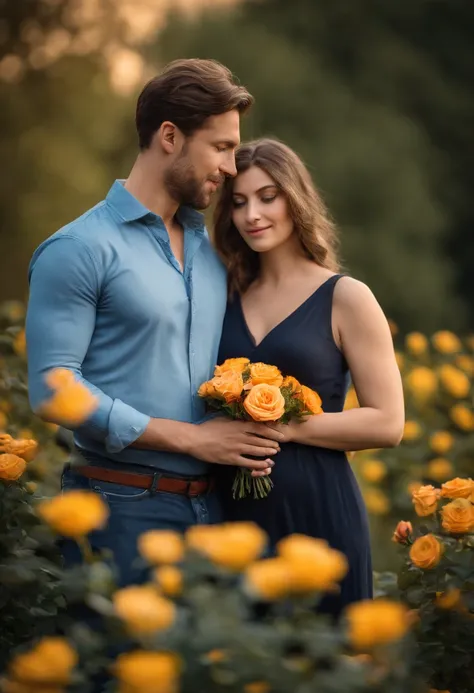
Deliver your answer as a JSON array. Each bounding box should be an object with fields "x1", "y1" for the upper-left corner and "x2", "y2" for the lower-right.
[{"x1": 74, "y1": 465, "x2": 214, "y2": 497}]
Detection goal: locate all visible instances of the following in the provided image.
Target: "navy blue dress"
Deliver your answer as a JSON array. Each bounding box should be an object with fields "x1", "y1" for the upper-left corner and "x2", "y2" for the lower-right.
[{"x1": 217, "y1": 274, "x2": 373, "y2": 613}]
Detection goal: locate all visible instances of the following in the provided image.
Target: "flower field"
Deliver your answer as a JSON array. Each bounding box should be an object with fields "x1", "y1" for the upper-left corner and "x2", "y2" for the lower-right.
[{"x1": 0, "y1": 302, "x2": 473, "y2": 693}]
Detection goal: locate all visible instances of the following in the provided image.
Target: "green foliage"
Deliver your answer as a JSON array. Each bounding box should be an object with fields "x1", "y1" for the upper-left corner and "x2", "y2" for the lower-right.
[
  {"x1": 0, "y1": 478, "x2": 63, "y2": 672},
  {"x1": 395, "y1": 501, "x2": 474, "y2": 693}
]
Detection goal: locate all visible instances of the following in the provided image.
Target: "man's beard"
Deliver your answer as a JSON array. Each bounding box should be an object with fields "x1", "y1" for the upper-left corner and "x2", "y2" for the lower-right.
[{"x1": 164, "y1": 152, "x2": 217, "y2": 210}]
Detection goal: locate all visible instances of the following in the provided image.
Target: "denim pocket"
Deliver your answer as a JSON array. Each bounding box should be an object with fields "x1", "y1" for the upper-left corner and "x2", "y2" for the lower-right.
[{"x1": 88, "y1": 478, "x2": 151, "y2": 502}]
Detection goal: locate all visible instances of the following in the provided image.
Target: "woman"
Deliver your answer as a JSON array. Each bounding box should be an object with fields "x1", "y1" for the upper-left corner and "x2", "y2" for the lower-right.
[{"x1": 213, "y1": 138, "x2": 405, "y2": 614}]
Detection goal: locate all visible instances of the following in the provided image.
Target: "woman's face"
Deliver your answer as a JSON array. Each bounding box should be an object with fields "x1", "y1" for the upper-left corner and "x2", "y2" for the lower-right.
[{"x1": 231, "y1": 166, "x2": 294, "y2": 253}]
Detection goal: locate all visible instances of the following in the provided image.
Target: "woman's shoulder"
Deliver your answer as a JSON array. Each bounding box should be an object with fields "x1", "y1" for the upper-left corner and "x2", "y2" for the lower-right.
[{"x1": 333, "y1": 276, "x2": 377, "y2": 308}]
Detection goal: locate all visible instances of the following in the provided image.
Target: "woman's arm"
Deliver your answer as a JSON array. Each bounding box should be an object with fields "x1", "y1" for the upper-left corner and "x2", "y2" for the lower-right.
[{"x1": 273, "y1": 277, "x2": 405, "y2": 451}]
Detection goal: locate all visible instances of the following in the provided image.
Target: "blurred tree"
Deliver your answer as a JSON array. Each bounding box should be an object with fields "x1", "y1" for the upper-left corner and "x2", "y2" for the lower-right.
[
  {"x1": 0, "y1": 0, "x2": 140, "y2": 301},
  {"x1": 239, "y1": 0, "x2": 474, "y2": 327},
  {"x1": 153, "y1": 8, "x2": 466, "y2": 331}
]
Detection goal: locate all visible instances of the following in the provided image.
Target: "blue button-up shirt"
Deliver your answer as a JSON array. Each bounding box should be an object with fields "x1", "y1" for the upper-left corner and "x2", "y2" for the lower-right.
[{"x1": 26, "y1": 180, "x2": 227, "y2": 475}]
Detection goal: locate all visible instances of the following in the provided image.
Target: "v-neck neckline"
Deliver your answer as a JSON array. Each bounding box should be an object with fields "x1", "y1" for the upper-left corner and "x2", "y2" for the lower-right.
[{"x1": 238, "y1": 275, "x2": 339, "y2": 349}]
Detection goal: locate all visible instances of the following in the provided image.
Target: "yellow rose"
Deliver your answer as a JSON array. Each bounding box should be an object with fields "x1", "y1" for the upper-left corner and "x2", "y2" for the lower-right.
[
  {"x1": 154, "y1": 565, "x2": 183, "y2": 597},
  {"x1": 456, "y1": 354, "x2": 474, "y2": 376},
  {"x1": 186, "y1": 522, "x2": 266, "y2": 571},
  {"x1": 432, "y1": 330, "x2": 462, "y2": 354},
  {"x1": 38, "y1": 490, "x2": 109, "y2": 538},
  {"x1": 298, "y1": 385, "x2": 323, "y2": 415},
  {"x1": 211, "y1": 370, "x2": 244, "y2": 403},
  {"x1": 450, "y1": 404, "x2": 474, "y2": 431},
  {"x1": 405, "y1": 332, "x2": 429, "y2": 356},
  {"x1": 441, "y1": 498, "x2": 474, "y2": 534},
  {"x1": 138, "y1": 530, "x2": 184, "y2": 565},
  {"x1": 248, "y1": 362, "x2": 283, "y2": 387},
  {"x1": 360, "y1": 459, "x2": 387, "y2": 483},
  {"x1": 392, "y1": 521, "x2": 413, "y2": 544},
  {"x1": 405, "y1": 367, "x2": 437, "y2": 401},
  {"x1": 440, "y1": 477, "x2": 474, "y2": 500},
  {"x1": 244, "y1": 683, "x2": 271, "y2": 693},
  {"x1": 243, "y1": 384, "x2": 285, "y2": 422},
  {"x1": 8, "y1": 636, "x2": 77, "y2": 684},
  {"x1": 438, "y1": 364, "x2": 470, "y2": 399},
  {"x1": 45, "y1": 368, "x2": 75, "y2": 389},
  {"x1": 412, "y1": 484, "x2": 439, "y2": 517},
  {"x1": 0, "y1": 453, "x2": 27, "y2": 481},
  {"x1": 113, "y1": 585, "x2": 176, "y2": 635},
  {"x1": 114, "y1": 650, "x2": 180, "y2": 693},
  {"x1": 435, "y1": 588, "x2": 461, "y2": 610},
  {"x1": 429, "y1": 431, "x2": 454, "y2": 455},
  {"x1": 403, "y1": 420, "x2": 422, "y2": 442},
  {"x1": 345, "y1": 599, "x2": 408, "y2": 650},
  {"x1": 281, "y1": 376, "x2": 301, "y2": 394},
  {"x1": 203, "y1": 649, "x2": 228, "y2": 664},
  {"x1": 426, "y1": 458, "x2": 454, "y2": 482},
  {"x1": 409, "y1": 534, "x2": 443, "y2": 569},
  {"x1": 214, "y1": 357, "x2": 250, "y2": 376},
  {"x1": 197, "y1": 379, "x2": 218, "y2": 398},
  {"x1": 364, "y1": 488, "x2": 390, "y2": 515},
  {"x1": 13, "y1": 329, "x2": 26, "y2": 357},
  {"x1": 245, "y1": 557, "x2": 292, "y2": 600},
  {"x1": 279, "y1": 537, "x2": 348, "y2": 593},
  {"x1": 40, "y1": 371, "x2": 98, "y2": 427},
  {"x1": 0, "y1": 435, "x2": 38, "y2": 462}
]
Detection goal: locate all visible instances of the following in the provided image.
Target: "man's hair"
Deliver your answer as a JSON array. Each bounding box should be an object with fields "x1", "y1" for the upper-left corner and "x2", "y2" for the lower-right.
[{"x1": 136, "y1": 58, "x2": 254, "y2": 149}]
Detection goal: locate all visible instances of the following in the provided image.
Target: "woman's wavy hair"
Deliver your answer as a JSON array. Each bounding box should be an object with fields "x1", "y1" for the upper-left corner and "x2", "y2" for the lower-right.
[{"x1": 213, "y1": 138, "x2": 340, "y2": 295}]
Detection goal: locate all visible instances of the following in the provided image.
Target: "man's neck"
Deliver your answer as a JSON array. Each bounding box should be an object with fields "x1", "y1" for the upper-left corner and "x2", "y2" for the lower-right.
[{"x1": 124, "y1": 154, "x2": 178, "y2": 228}]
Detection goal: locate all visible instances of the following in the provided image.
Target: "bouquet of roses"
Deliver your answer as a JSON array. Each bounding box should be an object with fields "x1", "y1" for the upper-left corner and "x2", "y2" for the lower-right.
[{"x1": 198, "y1": 358, "x2": 323, "y2": 499}]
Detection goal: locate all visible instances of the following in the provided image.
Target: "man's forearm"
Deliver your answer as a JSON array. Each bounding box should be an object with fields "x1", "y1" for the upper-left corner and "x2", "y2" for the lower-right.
[{"x1": 133, "y1": 418, "x2": 197, "y2": 455}]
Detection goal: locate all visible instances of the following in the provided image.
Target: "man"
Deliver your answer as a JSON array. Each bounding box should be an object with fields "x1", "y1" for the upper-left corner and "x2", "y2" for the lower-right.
[{"x1": 26, "y1": 59, "x2": 282, "y2": 586}]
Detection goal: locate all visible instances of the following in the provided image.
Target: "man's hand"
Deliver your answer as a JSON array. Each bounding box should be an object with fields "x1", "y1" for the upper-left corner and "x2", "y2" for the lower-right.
[{"x1": 187, "y1": 418, "x2": 284, "y2": 477}]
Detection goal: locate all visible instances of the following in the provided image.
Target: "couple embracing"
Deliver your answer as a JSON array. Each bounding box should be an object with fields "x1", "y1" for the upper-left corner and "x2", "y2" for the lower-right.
[{"x1": 26, "y1": 58, "x2": 404, "y2": 617}]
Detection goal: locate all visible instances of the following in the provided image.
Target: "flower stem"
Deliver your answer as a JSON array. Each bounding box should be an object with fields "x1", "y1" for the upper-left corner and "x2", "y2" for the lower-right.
[{"x1": 77, "y1": 536, "x2": 94, "y2": 563}]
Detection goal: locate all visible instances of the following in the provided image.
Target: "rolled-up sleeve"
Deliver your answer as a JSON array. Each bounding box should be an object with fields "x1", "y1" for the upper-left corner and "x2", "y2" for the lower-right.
[{"x1": 26, "y1": 235, "x2": 150, "y2": 453}]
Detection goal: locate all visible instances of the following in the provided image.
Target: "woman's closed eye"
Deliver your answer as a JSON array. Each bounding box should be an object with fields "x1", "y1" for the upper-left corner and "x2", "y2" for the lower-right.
[{"x1": 232, "y1": 194, "x2": 277, "y2": 208}]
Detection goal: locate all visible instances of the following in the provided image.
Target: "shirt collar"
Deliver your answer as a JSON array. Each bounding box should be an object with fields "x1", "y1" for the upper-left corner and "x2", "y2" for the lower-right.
[{"x1": 106, "y1": 180, "x2": 206, "y2": 233}]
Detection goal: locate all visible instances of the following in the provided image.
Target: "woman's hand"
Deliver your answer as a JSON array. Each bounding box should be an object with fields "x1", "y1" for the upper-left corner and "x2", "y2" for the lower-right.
[{"x1": 266, "y1": 419, "x2": 307, "y2": 443}]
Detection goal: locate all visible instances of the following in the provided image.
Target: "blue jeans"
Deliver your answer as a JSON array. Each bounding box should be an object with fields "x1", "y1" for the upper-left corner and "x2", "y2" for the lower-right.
[{"x1": 60, "y1": 465, "x2": 223, "y2": 587}]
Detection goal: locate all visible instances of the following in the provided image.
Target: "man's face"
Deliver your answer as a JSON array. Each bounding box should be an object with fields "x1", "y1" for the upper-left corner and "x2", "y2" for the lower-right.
[{"x1": 164, "y1": 110, "x2": 241, "y2": 210}]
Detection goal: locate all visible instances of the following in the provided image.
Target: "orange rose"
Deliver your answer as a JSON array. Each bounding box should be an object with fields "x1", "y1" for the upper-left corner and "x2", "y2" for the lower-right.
[
  {"x1": 412, "y1": 484, "x2": 440, "y2": 516},
  {"x1": 114, "y1": 650, "x2": 180, "y2": 693},
  {"x1": 432, "y1": 330, "x2": 462, "y2": 354},
  {"x1": 409, "y1": 534, "x2": 443, "y2": 569},
  {"x1": 0, "y1": 453, "x2": 27, "y2": 481},
  {"x1": 248, "y1": 362, "x2": 283, "y2": 387},
  {"x1": 440, "y1": 477, "x2": 474, "y2": 500},
  {"x1": 392, "y1": 520, "x2": 413, "y2": 544},
  {"x1": 405, "y1": 332, "x2": 428, "y2": 356},
  {"x1": 429, "y1": 431, "x2": 454, "y2": 455},
  {"x1": 198, "y1": 379, "x2": 218, "y2": 398},
  {"x1": 243, "y1": 384, "x2": 285, "y2": 422},
  {"x1": 0, "y1": 436, "x2": 38, "y2": 462},
  {"x1": 450, "y1": 404, "x2": 474, "y2": 431},
  {"x1": 211, "y1": 370, "x2": 244, "y2": 403},
  {"x1": 214, "y1": 357, "x2": 250, "y2": 376},
  {"x1": 438, "y1": 364, "x2": 470, "y2": 399},
  {"x1": 281, "y1": 376, "x2": 301, "y2": 394},
  {"x1": 39, "y1": 377, "x2": 98, "y2": 427},
  {"x1": 298, "y1": 385, "x2": 323, "y2": 415},
  {"x1": 441, "y1": 498, "x2": 474, "y2": 534}
]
